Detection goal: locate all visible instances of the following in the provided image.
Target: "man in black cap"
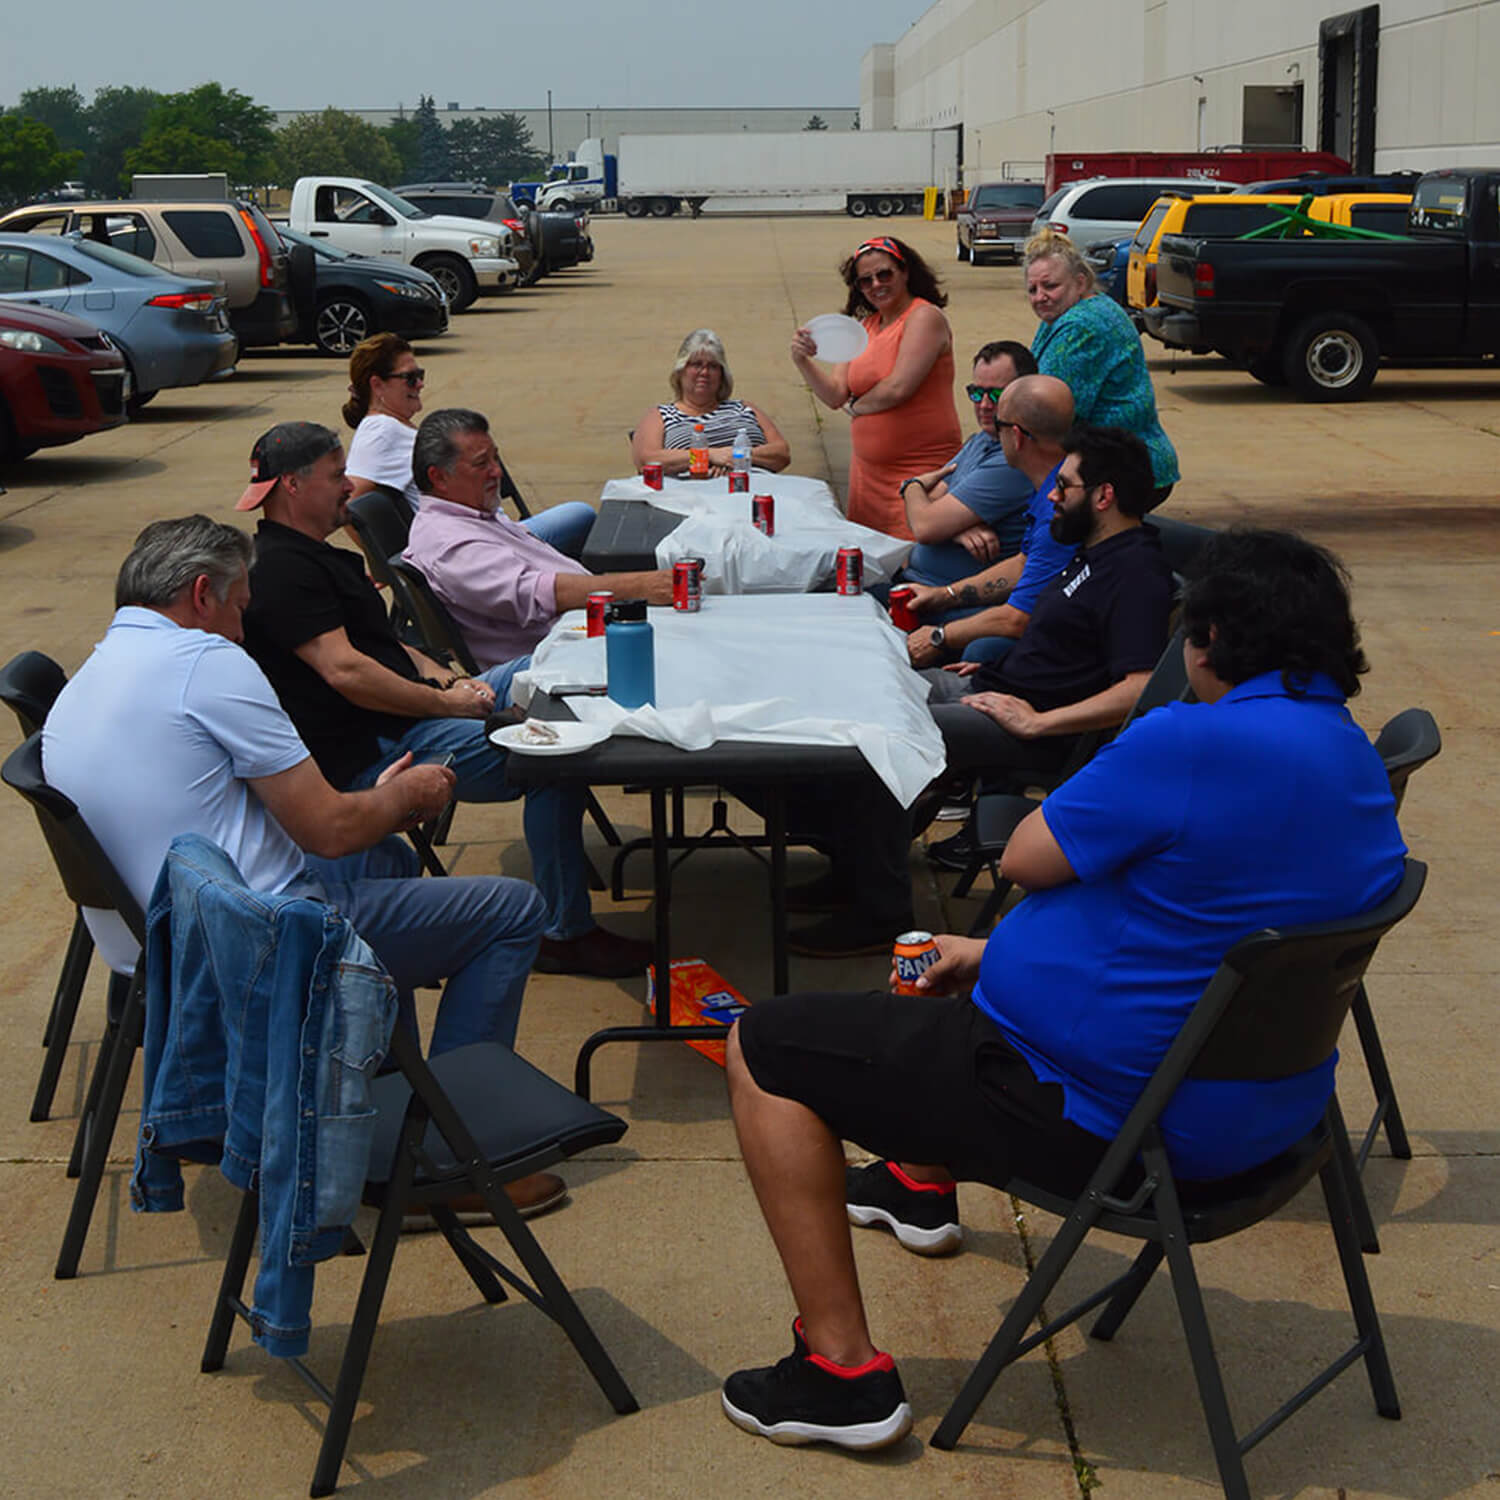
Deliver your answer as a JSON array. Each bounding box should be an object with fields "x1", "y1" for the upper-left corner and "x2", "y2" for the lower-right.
[{"x1": 237, "y1": 421, "x2": 649, "y2": 978}]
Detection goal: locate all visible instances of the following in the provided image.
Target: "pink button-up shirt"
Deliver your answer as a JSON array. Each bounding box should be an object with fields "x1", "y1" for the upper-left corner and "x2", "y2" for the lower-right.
[{"x1": 403, "y1": 497, "x2": 590, "y2": 667}]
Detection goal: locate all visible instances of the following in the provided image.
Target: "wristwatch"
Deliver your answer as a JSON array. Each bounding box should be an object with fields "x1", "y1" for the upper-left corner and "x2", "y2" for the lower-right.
[{"x1": 928, "y1": 625, "x2": 947, "y2": 650}]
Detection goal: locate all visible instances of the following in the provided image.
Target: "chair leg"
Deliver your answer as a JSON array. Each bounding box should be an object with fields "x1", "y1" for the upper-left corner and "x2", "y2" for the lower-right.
[
  {"x1": 1351, "y1": 982, "x2": 1411, "y2": 1163},
  {"x1": 1089, "y1": 1240, "x2": 1164, "y2": 1342},
  {"x1": 66, "y1": 969, "x2": 130, "y2": 1178},
  {"x1": 56, "y1": 970, "x2": 143, "y2": 1280},
  {"x1": 1328, "y1": 1092, "x2": 1380, "y2": 1254},
  {"x1": 202, "y1": 1189, "x2": 260, "y2": 1371},
  {"x1": 966, "y1": 879, "x2": 1012, "y2": 939},
  {"x1": 950, "y1": 856, "x2": 985, "y2": 901},
  {"x1": 429, "y1": 1205, "x2": 509, "y2": 1303},
  {"x1": 32, "y1": 914, "x2": 93, "y2": 1122},
  {"x1": 584, "y1": 789, "x2": 621, "y2": 847}
]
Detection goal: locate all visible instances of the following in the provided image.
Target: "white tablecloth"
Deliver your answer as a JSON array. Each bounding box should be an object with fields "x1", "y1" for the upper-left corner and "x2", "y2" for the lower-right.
[
  {"x1": 599, "y1": 471, "x2": 911, "y2": 594},
  {"x1": 511, "y1": 593, "x2": 945, "y2": 808}
]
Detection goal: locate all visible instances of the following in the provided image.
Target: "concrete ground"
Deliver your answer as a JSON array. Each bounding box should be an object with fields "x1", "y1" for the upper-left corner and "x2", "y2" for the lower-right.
[{"x1": 0, "y1": 214, "x2": 1496, "y2": 1499}]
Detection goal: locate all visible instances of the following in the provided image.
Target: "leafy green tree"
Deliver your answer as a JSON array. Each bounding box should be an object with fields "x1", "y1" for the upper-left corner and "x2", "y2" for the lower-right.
[
  {"x1": 804, "y1": 114, "x2": 828, "y2": 131},
  {"x1": 272, "y1": 109, "x2": 400, "y2": 186},
  {"x1": 124, "y1": 123, "x2": 238, "y2": 178},
  {"x1": 130, "y1": 83, "x2": 276, "y2": 183},
  {"x1": 414, "y1": 95, "x2": 449, "y2": 180},
  {"x1": 383, "y1": 117, "x2": 422, "y2": 180},
  {"x1": 17, "y1": 86, "x2": 91, "y2": 157},
  {"x1": 446, "y1": 114, "x2": 545, "y2": 186},
  {"x1": 0, "y1": 115, "x2": 82, "y2": 207},
  {"x1": 87, "y1": 85, "x2": 162, "y2": 192}
]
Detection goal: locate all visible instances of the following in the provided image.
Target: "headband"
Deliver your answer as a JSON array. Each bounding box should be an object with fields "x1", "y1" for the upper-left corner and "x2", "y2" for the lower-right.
[{"x1": 854, "y1": 236, "x2": 905, "y2": 263}]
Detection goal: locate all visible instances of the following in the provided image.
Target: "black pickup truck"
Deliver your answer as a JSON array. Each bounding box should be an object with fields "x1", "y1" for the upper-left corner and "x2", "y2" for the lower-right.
[{"x1": 1146, "y1": 168, "x2": 1500, "y2": 400}]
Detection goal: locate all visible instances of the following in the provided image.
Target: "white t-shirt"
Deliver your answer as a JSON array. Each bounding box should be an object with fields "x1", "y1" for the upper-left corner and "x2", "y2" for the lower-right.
[
  {"x1": 42, "y1": 608, "x2": 310, "y2": 971},
  {"x1": 345, "y1": 414, "x2": 421, "y2": 511}
]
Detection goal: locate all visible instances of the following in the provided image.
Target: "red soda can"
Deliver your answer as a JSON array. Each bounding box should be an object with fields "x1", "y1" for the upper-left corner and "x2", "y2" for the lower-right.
[
  {"x1": 586, "y1": 591, "x2": 614, "y2": 638},
  {"x1": 728, "y1": 470, "x2": 750, "y2": 493},
  {"x1": 892, "y1": 931, "x2": 941, "y2": 996},
  {"x1": 672, "y1": 558, "x2": 703, "y2": 612},
  {"x1": 643, "y1": 462, "x2": 664, "y2": 491},
  {"x1": 836, "y1": 545, "x2": 863, "y2": 595},
  {"x1": 752, "y1": 493, "x2": 775, "y2": 536},
  {"x1": 889, "y1": 585, "x2": 918, "y2": 631}
]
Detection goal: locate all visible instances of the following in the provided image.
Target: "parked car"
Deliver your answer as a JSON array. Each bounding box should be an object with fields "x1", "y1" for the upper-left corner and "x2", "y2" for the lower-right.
[
  {"x1": 955, "y1": 181, "x2": 1046, "y2": 263},
  {"x1": 273, "y1": 225, "x2": 448, "y2": 355},
  {"x1": 1030, "y1": 176, "x2": 1241, "y2": 246},
  {"x1": 1244, "y1": 172, "x2": 1421, "y2": 196},
  {"x1": 1085, "y1": 237, "x2": 1133, "y2": 311},
  {"x1": 0, "y1": 232, "x2": 236, "y2": 412},
  {"x1": 0, "y1": 301, "x2": 128, "y2": 462},
  {"x1": 393, "y1": 183, "x2": 540, "y2": 283}
]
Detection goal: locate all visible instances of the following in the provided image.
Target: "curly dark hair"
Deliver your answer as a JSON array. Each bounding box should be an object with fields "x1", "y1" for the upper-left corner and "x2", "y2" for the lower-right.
[
  {"x1": 1181, "y1": 528, "x2": 1368, "y2": 697},
  {"x1": 1063, "y1": 424, "x2": 1155, "y2": 518},
  {"x1": 838, "y1": 236, "x2": 948, "y2": 317}
]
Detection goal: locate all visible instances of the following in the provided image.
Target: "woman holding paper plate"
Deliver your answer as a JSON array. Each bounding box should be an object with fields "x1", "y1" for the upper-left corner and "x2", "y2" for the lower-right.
[{"x1": 790, "y1": 235, "x2": 962, "y2": 538}]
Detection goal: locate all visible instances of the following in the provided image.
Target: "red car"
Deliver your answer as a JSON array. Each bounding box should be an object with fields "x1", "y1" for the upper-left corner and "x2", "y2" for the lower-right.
[{"x1": 0, "y1": 302, "x2": 128, "y2": 463}]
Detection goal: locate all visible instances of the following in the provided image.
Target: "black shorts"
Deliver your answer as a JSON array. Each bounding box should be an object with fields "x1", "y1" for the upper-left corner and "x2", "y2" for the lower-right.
[{"x1": 736, "y1": 990, "x2": 1112, "y2": 1198}]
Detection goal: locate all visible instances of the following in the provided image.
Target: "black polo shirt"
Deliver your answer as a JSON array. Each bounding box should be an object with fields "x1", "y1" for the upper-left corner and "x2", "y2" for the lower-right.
[
  {"x1": 977, "y1": 523, "x2": 1174, "y2": 709},
  {"x1": 242, "y1": 519, "x2": 420, "y2": 788}
]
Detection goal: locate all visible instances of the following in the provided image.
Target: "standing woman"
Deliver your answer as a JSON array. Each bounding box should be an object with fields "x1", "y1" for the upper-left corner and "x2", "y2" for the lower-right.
[
  {"x1": 1025, "y1": 229, "x2": 1179, "y2": 506},
  {"x1": 344, "y1": 332, "x2": 426, "y2": 512},
  {"x1": 790, "y1": 235, "x2": 961, "y2": 539}
]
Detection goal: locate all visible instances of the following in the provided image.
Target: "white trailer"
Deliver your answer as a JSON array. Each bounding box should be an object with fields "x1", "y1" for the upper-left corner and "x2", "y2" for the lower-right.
[{"x1": 616, "y1": 130, "x2": 960, "y2": 219}]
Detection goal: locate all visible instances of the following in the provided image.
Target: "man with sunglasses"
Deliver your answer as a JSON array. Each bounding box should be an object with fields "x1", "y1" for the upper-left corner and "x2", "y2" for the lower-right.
[{"x1": 897, "y1": 341, "x2": 1037, "y2": 588}]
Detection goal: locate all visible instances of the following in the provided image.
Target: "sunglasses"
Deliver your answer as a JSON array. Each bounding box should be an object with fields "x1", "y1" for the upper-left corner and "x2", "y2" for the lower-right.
[
  {"x1": 995, "y1": 418, "x2": 1033, "y2": 440},
  {"x1": 389, "y1": 367, "x2": 425, "y2": 388},
  {"x1": 856, "y1": 267, "x2": 898, "y2": 289},
  {"x1": 966, "y1": 384, "x2": 1006, "y2": 404}
]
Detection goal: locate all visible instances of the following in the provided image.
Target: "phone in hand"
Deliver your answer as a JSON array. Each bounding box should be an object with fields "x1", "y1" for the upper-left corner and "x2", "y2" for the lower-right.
[{"x1": 429, "y1": 752, "x2": 455, "y2": 770}]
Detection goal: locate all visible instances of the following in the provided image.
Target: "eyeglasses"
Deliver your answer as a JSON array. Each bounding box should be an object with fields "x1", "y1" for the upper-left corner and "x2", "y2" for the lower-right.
[
  {"x1": 1053, "y1": 476, "x2": 1095, "y2": 496},
  {"x1": 995, "y1": 419, "x2": 1033, "y2": 440},
  {"x1": 390, "y1": 367, "x2": 425, "y2": 388},
  {"x1": 966, "y1": 384, "x2": 1006, "y2": 404},
  {"x1": 856, "y1": 267, "x2": 898, "y2": 289}
]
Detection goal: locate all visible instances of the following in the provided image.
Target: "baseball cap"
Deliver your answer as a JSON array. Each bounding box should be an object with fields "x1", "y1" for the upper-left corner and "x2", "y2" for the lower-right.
[{"x1": 236, "y1": 421, "x2": 342, "y2": 511}]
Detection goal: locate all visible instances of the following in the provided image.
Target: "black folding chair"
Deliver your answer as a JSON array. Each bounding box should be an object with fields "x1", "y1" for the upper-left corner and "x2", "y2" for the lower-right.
[
  {"x1": 1, "y1": 733, "x2": 148, "y2": 1280},
  {"x1": 931, "y1": 859, "x2": 1427, "y2": 1500},
  {"x1": 1150, "y1": 514, "x2": 1218, "y2": 577},
  {"x1": 0, "y1": 650, "x2": 103, "y2": 1122},
  {"x1": 202, "y1": 1029, "x2": 637, "y2": 1496},
  {"x1": 345, "y1": 486, "x2": 421, "y2": 638}
]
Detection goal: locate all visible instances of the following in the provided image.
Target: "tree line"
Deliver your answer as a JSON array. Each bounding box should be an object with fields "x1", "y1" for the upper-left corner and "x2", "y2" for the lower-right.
[{"x1": 0, "y1": 85, "x2": 548, "y2": 206}]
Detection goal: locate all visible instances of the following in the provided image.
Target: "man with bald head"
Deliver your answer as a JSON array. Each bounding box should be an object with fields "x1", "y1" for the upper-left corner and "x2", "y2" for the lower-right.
[{"x1": 903, "y1": 374, "x2": 1077, "y2": 670}]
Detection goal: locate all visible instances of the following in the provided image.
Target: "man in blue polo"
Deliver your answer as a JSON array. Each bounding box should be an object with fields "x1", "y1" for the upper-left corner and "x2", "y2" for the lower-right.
[{"x1": 717, "y1": 528, "x2": 1406, "y2": 1452}]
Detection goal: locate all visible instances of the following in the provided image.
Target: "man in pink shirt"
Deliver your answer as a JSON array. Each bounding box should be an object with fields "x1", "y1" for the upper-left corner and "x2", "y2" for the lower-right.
[{"x1": 404, "y1": 409, "x2": 672, "y2": 668}]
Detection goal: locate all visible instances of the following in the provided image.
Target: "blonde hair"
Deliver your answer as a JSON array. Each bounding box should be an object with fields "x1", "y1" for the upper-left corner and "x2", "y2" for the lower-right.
[
  {"x1": 1022, "y1": 229, "x2": 1100, "y2": 298},
  {"x1": 669, "y1": 328, "x2": 733, "y2": 401}
]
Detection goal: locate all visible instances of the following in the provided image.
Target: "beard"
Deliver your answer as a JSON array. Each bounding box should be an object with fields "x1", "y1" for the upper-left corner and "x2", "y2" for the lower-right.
[{"x1": 1050, "y1": 499, "x2": 1092, "y2": 546}]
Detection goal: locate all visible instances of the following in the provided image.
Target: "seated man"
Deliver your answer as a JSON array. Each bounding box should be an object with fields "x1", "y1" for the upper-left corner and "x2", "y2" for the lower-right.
[
  {"x1": 897, "y1": 340, "x2": 1038, "y2": 589},
  {"x1": 403, "y1": 407, "x2": 674, "y2": 668},
  {"x1": 235, "y1": 421, "x2": 648, "y2": 979},
  {"x1": 789, "y1": 423, "x2": 1174, "y2": 958},
  {"x1": 902, "y1": 374, "x2": 1076, "y2": 663},
  {"x1": 721, "y1": 528, "x2": 1406, "y2": 1450},
  {"x1": 42, "y1": 515, "x2": 565, "y2": 1215}
]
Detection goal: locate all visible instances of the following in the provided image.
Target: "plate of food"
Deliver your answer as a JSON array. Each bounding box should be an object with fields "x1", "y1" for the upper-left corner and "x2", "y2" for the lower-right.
[
  {"x1": 489, "y1": 719, "x2": 612, "y2": 756},
  {"x1": 805, "y1": 313, "x2": 869, "y2": 363}
]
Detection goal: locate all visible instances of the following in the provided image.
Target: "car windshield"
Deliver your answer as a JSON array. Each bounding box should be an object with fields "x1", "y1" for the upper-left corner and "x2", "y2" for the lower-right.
[
  {"x1": 1409, "y1": 178, "x2": 1467, "y2": 233},
  {"x1": 970, "y1": 185, "x2": 1042, "y2": 211},
  {"x1": 361, "y1": 183, "x2": 428, "y2": 221},
  {"x1": 1133, "y1": 202, "x2": 1172, "y2": 250},
  {"x1": 277, "y1": 224, "x2": 358, "y2": 261},
  {"x1": 67, "y1": 237, "x2": 170, "y2": 277}
]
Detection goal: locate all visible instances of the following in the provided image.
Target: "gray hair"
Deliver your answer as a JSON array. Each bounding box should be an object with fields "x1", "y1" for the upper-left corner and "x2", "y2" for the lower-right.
[
  {"x1": 116, "y1": 515, "x2": 253, "y2": 609},
  {"x1": 413, "y1": 407, "x2": 490, "y2": 494},
  {"x1": 669, "y1": 328, "x2": 734, "y2": 401}
]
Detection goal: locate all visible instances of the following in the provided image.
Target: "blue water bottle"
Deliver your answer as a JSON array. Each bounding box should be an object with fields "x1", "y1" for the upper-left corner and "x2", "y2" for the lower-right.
[{"x1": 605, "y1": 598, "x2": 655, "y2": 708}]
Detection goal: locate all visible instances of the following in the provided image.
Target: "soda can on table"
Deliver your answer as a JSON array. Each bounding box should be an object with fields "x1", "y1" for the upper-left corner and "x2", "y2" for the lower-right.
[
  {"x1": 586, "y1": 591, "x2": 615, "y2": 638},
  {"x1": 888, "y1": 585, "x2": 918, "y2": 632},
  {"x1": 672, "y1": 557, "x2": 704, "y2": 612},
  {"x1": 643, "y1": 462, "x2": 664, "y2": 491},
  {"x1": 728, "y1": 470, "x2": 750, "y2": 493},
  {"x1": 836, "y1": 545, "x2": 864, "y2": 595},
  {"x1": 892, "y1": 932, "x2": 941, "y2": 996},
  {"x1": 752, "y1": 493, "x2": 775, "y2": 536}
]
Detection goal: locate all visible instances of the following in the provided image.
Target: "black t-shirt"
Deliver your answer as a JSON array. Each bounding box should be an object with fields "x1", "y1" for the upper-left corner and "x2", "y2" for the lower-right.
[
  {"x1": 978, "y1": 523, "x2": 1174, "y2": 709},
  {"x1": 242, "y1": 519, "x2": 420, "y2": 787}
]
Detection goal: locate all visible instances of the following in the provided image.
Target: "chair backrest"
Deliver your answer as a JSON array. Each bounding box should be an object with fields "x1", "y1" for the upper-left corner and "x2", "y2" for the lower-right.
[
  {"x1": 346, "y1": 486, "x2": 413, "y2": 586},
  {"x1": 1373, "y1": 707, "x2": 1441, "y2": 812},
  {"x1": 389, "y1": 558, "x2": 481, "y2": 676},
  {"x1": 0, "y1": 650, "x2": 68, "y2": 736},
  {"x1": 1122, "y1": 622, "x2": 1192, "y2": 728},
  {"x1": 499, "y1": 465, "x2": 533, "y2": 521},
  {"x1": 1150, "y1": 515, "x2": 1218, "y2": 579},
  {"x1": 2, "y1": 733, "x2": 147, "y2": 945}
]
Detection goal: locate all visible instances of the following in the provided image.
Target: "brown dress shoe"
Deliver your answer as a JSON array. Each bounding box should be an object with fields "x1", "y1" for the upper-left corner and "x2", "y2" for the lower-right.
[
  {"x1": 534, "y1": 924, "x2": 653, "y2": 978},
  {"x1": 402, "y1": 1171, "x2": 568, "y2": 1232}
]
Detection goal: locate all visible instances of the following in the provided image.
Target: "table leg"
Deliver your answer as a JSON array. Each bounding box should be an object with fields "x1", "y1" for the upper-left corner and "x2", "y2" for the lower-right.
[{"x1": 769, "y1": 786, "x2": 789, "y2": 995}]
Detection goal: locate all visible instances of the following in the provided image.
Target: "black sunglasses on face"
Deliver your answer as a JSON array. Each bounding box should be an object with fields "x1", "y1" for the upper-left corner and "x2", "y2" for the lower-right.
[
  {"x1": 390, "y1": 367, "x2": 425, "y2": 388},
  {"x1": 995, "y1": 418, "x2": 1033, "y2": 440},
  {"x1": 966, "y1": 384, "x2": 1006, "y2": 404}
]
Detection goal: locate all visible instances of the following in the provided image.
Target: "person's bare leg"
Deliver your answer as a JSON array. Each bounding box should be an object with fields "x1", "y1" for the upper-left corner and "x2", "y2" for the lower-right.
[{"x1": 726, "y1": 1024, "x2": 878, "y2": 1367}]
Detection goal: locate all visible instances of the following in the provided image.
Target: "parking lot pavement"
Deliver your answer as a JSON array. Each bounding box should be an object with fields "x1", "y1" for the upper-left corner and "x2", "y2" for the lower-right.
[{"x1": 1, "y1": 214, "x2": 1496, "y2": 1498}]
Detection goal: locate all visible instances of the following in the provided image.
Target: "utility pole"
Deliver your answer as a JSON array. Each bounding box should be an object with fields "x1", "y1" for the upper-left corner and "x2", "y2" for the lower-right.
[{"x1": 547, "y1": 89, "x2": 554, "y2": 160}]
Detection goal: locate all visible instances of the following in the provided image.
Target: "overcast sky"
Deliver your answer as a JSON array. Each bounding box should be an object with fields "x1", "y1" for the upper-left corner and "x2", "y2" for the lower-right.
[{"x1": 4, "y1": 1, "x2": 925, "y2": 111}]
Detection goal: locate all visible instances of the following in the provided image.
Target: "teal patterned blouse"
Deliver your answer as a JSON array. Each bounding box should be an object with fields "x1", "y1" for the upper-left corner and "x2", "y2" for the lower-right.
[{"x1": 1031, "y1": 294, "x2": 1180, "y2": 488}]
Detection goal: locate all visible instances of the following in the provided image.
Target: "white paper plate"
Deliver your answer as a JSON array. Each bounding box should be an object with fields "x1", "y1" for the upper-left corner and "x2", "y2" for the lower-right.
[
  {"x1": 805, "y1": 313, "x2": 868, "y2": 363},
  {"x1": 490, "y1": 720, "x2": 612, "y2": 756}
]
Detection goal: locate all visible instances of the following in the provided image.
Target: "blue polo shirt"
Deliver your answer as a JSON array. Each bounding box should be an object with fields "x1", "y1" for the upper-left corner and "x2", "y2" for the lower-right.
[
  {"x1": 1006, "y1": 461, "x2": 1074, "y2": 616},
  {"x1": 972, "y1": 672, "x2": 1406, "y2": 1179}
]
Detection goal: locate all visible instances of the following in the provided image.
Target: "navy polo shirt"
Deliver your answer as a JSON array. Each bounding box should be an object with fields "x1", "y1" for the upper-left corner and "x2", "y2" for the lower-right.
[{"x1": 971, "y1": 672, "x2": 1407, "y2": 1178}]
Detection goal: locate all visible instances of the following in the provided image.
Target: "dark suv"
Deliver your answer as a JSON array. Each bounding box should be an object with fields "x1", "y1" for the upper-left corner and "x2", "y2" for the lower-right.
[{"x1": 395, "y1": 183, "x2": 593, "y2": 278}]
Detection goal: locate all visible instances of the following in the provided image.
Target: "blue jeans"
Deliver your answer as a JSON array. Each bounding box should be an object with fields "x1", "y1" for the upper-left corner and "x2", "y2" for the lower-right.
[
  {"x1": 523, "y1": 502, "x2": 595, "y2": 560},
  {"x1": 300, "y1": 837, "x2": 547, "y2": 1053},
  {"x1": 348, "y1": 661, "x2": 594, "y2": 941}
]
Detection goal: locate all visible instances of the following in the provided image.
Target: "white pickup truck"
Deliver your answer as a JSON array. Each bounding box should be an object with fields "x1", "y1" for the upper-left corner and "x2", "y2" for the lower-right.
[{"x1": 285, "y1": 177, "x2": 519, "y2": 312}]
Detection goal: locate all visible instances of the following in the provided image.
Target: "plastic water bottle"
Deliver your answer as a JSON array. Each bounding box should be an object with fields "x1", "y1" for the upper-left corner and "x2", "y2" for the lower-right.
[
  {"x1": 731, "y1": 426, "x2": 751, "y2": 486},
  {"x1": 605, "y1": 599, "x2": 655, "y2": 708}
]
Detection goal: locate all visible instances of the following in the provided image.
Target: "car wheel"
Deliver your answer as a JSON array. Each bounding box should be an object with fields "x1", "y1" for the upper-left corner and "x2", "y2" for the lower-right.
[
  {"x1": 1282, "y1": 313, "x2": 1379, "y2": 402},
  {"x1": 955, "y1": 236, "x2": 965, "y2": 261},
  {"x1": 649, "y1": 197, "x2": 672, "y2": 218},
  {"x1": 847, "y1": 197, "x2": 870, "y2": 217},
  {"x1": 125, "y1": 360, "x2": 156, "y2": 417},
  {"x1": 968, "y1": 240, "x2": 979, "y2": 265},
  {"x1": 624, "y1": 198, "x2": 646, "y2": 218},
  {"x1": 889, "y1": 196, "x2": 906, "y2": 215},
  {"x1": 1245, "y1": 353, "x2": 1289, "y2": 386},
  {"x1": 418, "y1": 254, "x2": 477, "y2": 313},
  {"x1": 314, "y1": 295, "x2": 372, "y2": 356},
  {"x1": 875, "y1": 196, "x2": 897, "y2": 217},
  {"x1": 551, "y1": 198, "x2": 572, "y2": 213}
]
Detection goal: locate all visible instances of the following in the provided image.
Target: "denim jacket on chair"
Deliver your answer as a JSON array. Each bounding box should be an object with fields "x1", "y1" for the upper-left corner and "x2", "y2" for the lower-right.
[{"x1": 133, "y1": 834, "x2": 398, "y2": 1357}]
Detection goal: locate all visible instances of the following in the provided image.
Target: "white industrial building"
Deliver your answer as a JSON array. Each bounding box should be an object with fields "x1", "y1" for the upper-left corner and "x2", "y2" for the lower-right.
[{"x1": 862, "y1": 2, "x2": 1500, "y2": 184}]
